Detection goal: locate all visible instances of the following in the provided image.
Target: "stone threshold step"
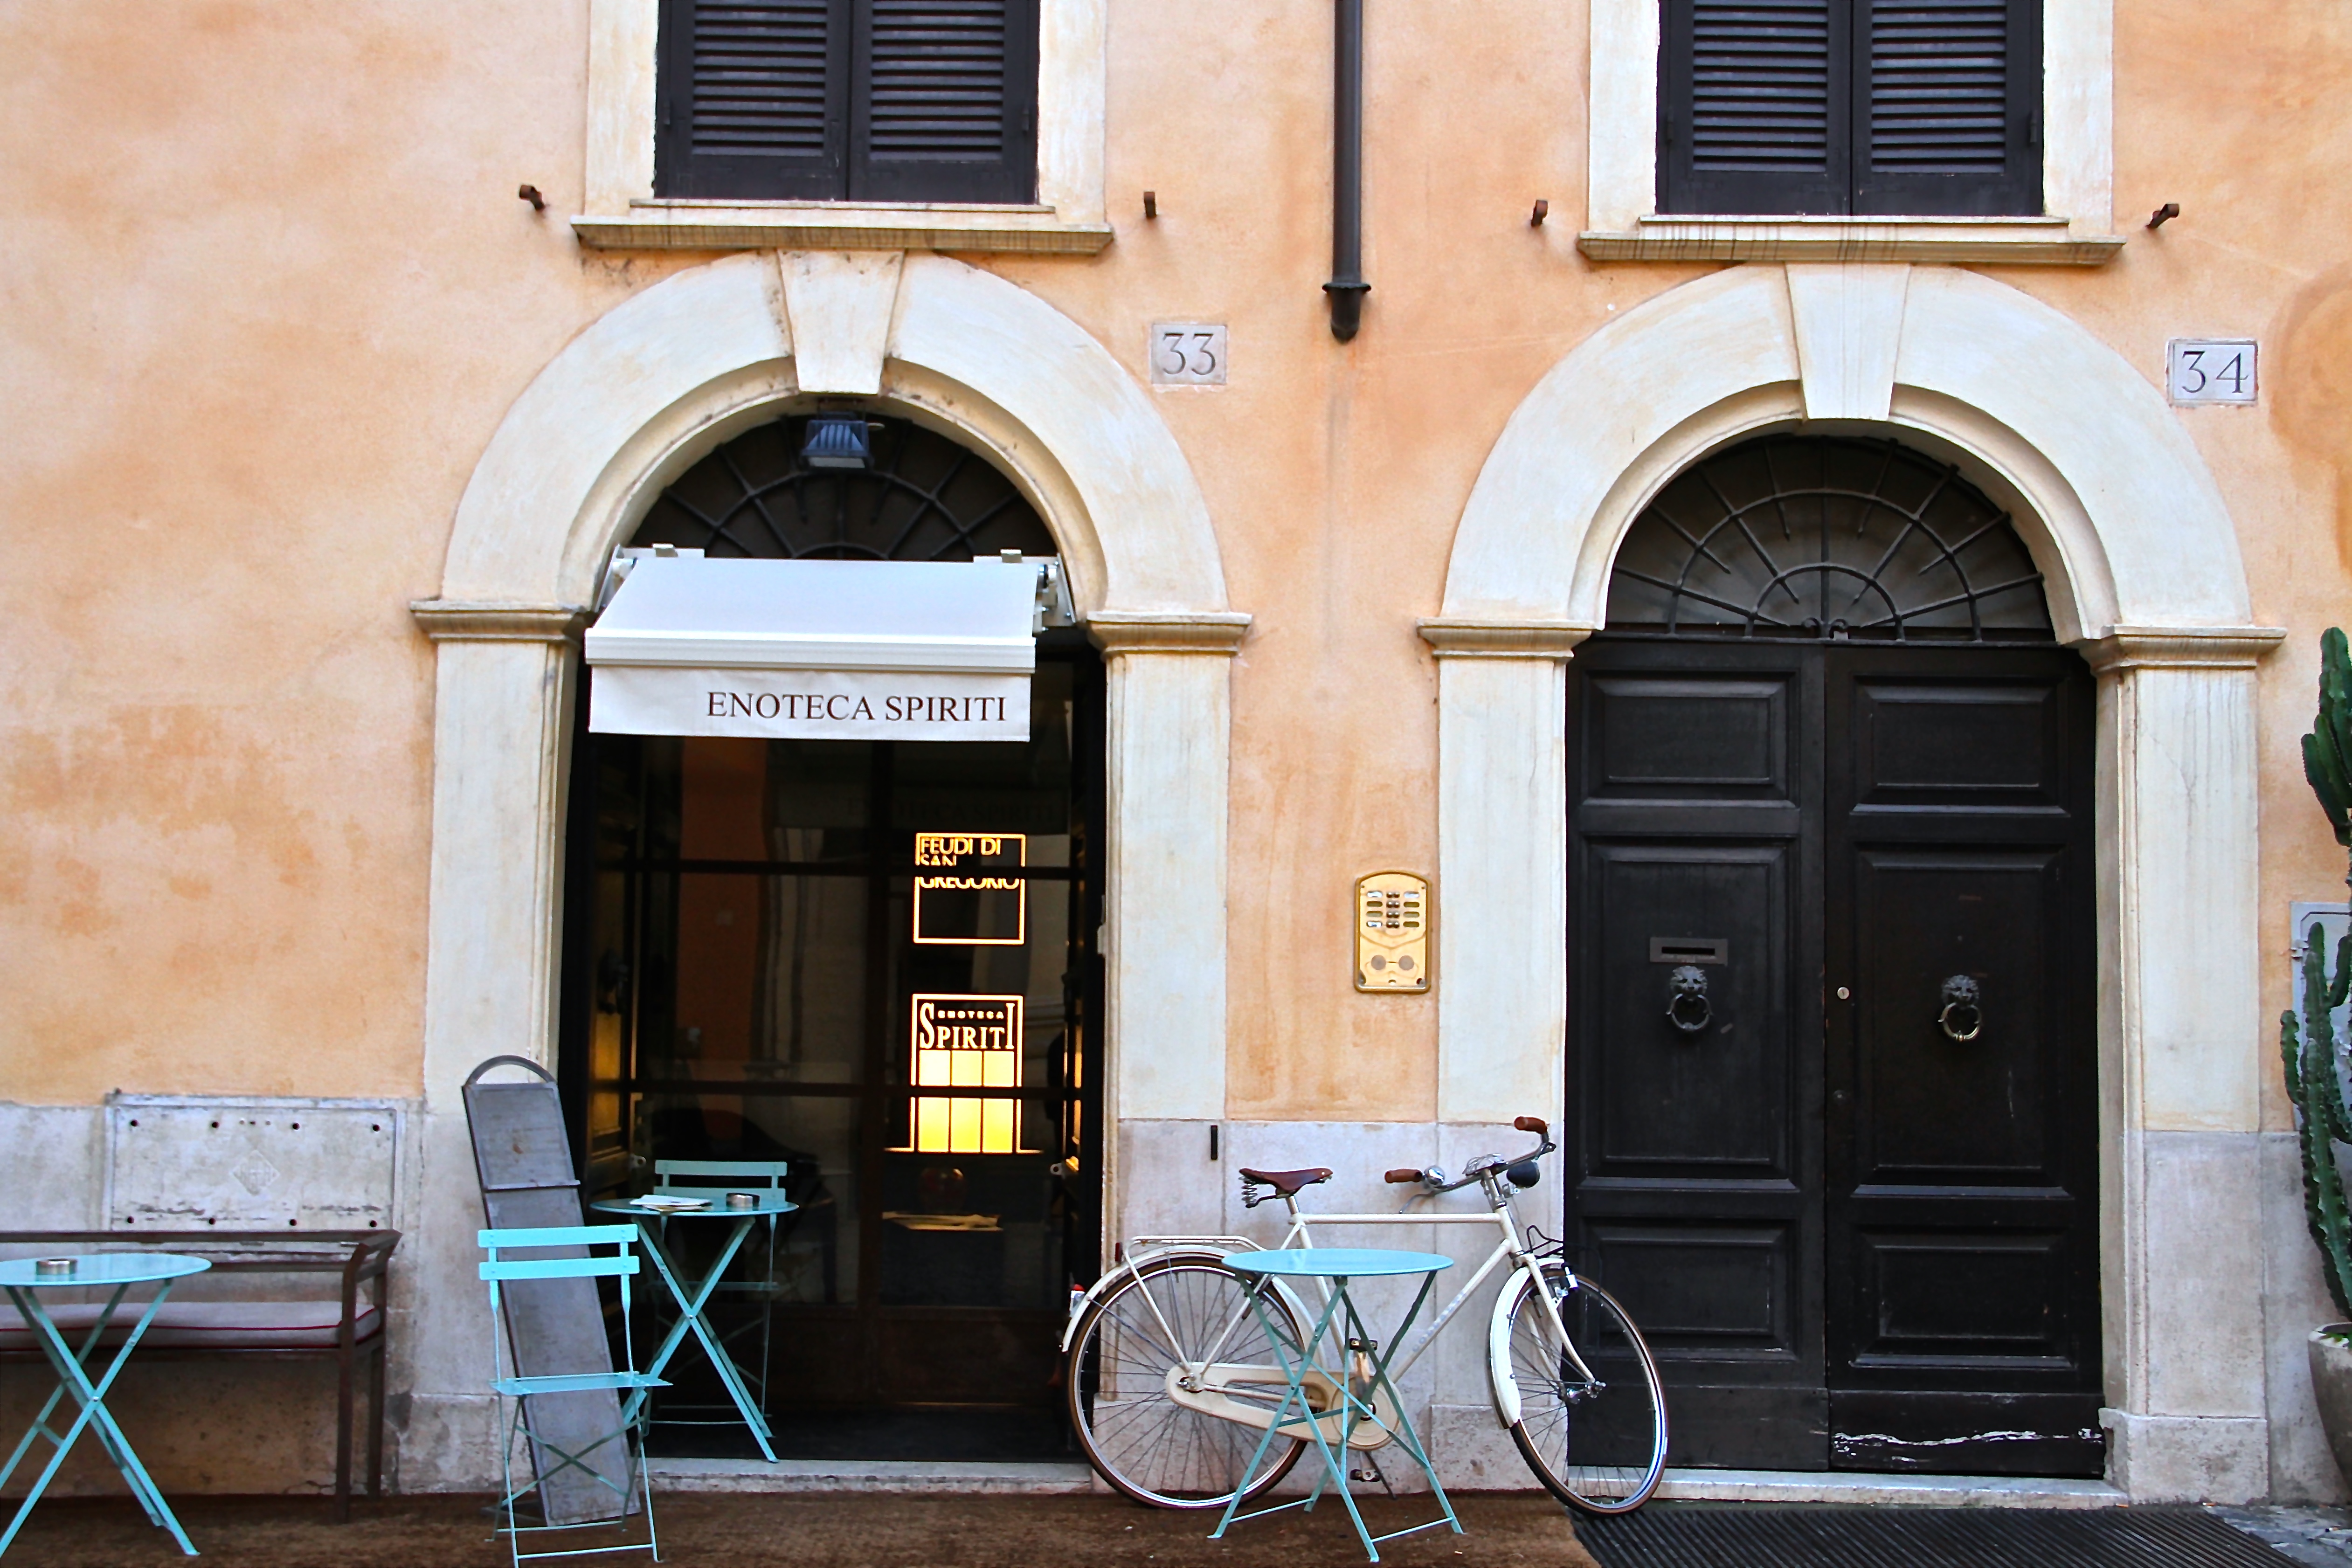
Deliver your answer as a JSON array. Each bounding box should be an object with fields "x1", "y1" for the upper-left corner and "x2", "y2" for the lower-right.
[
  {"x1": 648, "y1": 1457, "x2": 1099, "y2": 1495},
  {"x1": 1656, "y1": 1468, "x2": 2125, "y2": 1507},
  {"x1": 649, "y1": 1458, "x2": 2122, "y2": 1506}
]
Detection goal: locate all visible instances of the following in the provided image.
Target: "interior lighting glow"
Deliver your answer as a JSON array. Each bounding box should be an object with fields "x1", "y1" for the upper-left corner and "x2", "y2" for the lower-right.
[{"x1": 907, "y1": 994, "x2": 1026, "y2": 1154}]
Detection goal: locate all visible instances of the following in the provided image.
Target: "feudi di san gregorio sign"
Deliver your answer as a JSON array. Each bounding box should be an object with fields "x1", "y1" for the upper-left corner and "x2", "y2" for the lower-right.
[{"x1": 583, "y1": 552, "x2": 1067, "y2": 743}]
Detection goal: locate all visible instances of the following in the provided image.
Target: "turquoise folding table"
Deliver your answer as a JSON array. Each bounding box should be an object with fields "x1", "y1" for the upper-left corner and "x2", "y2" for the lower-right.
[
  {"x1": 0, "y1": 1251, "x2": 211, "y2": 1558},
  {"x1": 591, "y1": 1191, "x2": 797, "y2": 1462},
  {"x1": 1212, "y1": 1247, "x2": 1463, "y2": 1563}
]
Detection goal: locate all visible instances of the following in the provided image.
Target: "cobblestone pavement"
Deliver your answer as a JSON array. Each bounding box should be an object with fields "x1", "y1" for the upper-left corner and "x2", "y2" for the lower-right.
[
  {"x1": 2216, "y1": 1506, "x2": 2352, "y2": 1567},
  {"x1": 13, "y1": 1490, "x2": 2352, "y2": 1566},
  {"x1": 0, "y1": 1492, "x2": 1602, "y2": 1568}
]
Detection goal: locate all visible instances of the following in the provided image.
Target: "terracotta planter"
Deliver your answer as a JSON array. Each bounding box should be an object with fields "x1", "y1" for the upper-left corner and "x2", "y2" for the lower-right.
[{"x1": 2310, "y1": 1325, "x2": 2352, "y2": 1480}]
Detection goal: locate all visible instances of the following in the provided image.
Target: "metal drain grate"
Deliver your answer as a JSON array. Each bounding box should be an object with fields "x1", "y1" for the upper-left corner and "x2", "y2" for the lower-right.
[{"x1": 1576, "y1": 1505, "x2": 2296, "y2": 1568}]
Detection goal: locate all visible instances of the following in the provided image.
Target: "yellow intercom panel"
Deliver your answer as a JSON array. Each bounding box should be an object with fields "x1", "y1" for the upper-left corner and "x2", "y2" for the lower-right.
[{"x1": 1356, "y1": 871, "x2": 1431, "y2": 993}]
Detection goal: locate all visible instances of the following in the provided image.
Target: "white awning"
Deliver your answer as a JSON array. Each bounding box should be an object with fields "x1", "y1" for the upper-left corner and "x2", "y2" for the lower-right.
[{"x1": 584, "y1": 555, "x2": 1052, "y2": 741}]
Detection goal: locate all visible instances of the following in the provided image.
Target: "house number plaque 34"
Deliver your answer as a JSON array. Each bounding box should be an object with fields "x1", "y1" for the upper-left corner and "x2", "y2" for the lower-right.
[{"x1": 2167, "y1": 338, "x2": 2257, "y2": 405}]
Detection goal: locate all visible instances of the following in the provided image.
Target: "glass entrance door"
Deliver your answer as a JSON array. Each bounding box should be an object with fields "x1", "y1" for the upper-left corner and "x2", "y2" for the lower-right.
[{"x1": 559, "y1": 642, "x2": 1104, "y2": 1458}]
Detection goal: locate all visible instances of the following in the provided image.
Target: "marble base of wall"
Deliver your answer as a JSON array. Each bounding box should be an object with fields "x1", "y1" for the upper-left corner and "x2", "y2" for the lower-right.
[
  {"x1": 0, "y1": 1098, "x2": 431, "y2": 1494},
  {"x1": 1116, "y1": 1116, "x2": 2337, "y2": 1505},
  {"x1": 2262, "y1": 1130, "x2": 2352, "y2": 1500},
  {"x1": 0, "y1": 1361, "x2": 366, "y2": 1499},
  {"x1": 2102, "y1": 1412, "x2": 2269, "y2": 1502},
  {"x1": 0, "y1": 1103, "x2": 107, "y2": 1228}
]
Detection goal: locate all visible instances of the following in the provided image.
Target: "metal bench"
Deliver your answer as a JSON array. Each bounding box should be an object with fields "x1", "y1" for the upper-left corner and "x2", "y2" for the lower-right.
[{"x1": 0, "y1": 1230, "x2": 399, "y2": 1520}]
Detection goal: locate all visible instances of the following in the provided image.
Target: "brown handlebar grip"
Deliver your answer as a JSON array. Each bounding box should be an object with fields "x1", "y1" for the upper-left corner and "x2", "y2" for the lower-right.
[
  {"x1": 1385, "y1": 1168, "x2": 1425, "y2": 1184},
  {"x1": 1514, "y1": 1115, "x2": 1550, "y2": 1136}
]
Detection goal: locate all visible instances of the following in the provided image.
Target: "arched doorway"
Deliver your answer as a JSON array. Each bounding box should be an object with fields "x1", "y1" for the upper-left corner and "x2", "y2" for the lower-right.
[
  {"x1": 1565, "y1": 435, "x2": 2102, "y2": 1476},
  {"x1": 410, "y1": 251, "x2": 1246, "y2": 1490},
  {"x1": 557, "y1": 410, "x2": 1106, "y2": 1459}
]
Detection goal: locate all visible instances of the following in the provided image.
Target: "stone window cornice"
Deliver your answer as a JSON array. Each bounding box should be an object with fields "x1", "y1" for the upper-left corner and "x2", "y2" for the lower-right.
[
  {"x1": 1579, "y1": 0, "x2": 2123, "y2": 265},
  {"x1": 577, "y1": 0, "x2": 1111, "y2": 256}
]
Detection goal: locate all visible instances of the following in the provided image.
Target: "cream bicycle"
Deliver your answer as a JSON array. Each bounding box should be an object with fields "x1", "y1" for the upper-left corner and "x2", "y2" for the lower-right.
[{"x1": 1061, "y1": 1116, "x2": 1667, "y2": 1515}]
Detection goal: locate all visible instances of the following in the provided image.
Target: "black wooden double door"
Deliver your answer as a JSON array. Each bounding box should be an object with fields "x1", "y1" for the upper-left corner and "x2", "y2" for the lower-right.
[{"x1": 1566, "y1": 635, "x2": 2103, "y2": 1476}]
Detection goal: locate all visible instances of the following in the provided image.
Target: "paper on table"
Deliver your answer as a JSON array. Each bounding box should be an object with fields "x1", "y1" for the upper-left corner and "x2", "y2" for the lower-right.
[{"x1": 881, "y1": 1211, "x2": 1000, "y2": 1232}]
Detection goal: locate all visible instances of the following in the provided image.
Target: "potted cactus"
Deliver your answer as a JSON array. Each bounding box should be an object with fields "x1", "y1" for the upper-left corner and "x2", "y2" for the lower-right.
[{"x1": 2288, "y1": 628, "x2": 2352, "y2": 1477}]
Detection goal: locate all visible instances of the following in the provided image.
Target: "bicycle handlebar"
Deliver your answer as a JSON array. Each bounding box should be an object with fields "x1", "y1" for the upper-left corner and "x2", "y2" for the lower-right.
[{"x1": 1382, "y1": 1116, "x2": 1556, "y2": 1194}]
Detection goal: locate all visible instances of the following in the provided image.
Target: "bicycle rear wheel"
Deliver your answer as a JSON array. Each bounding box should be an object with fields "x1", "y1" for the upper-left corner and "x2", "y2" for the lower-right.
[
  {"x1": 1496, "y1": 1263, "x2": 1667, "y2": 1513},
  {"x1": 1064, "y1": 1253, "x2": 1309, "y2": 1509}
]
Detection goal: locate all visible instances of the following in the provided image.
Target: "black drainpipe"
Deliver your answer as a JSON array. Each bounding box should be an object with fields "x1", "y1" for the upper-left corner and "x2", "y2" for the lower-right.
[{"x1": 1324, "y1": 0, "x2": 1368, "y2": 341}]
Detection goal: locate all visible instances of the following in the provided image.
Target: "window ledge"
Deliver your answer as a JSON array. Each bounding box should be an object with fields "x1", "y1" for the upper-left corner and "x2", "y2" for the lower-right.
[
  {"x1": 571, "y1": 201, "x2": 1115, "y2": 255},
  {"x1": 1577, "y1": 215, "x2": 2124, "y2": 265}
]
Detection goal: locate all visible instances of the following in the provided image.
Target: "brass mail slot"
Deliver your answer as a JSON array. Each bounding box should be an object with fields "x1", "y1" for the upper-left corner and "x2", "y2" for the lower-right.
[{"x1": 1649, "y1": 936, "x2": 1728, "y2": 965}]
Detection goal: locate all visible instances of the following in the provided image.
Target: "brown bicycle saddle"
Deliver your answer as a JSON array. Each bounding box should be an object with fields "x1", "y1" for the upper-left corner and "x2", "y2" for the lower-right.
[{"x1": 1237, "y1": 1167, "x2": 1333, "y2": 1196}]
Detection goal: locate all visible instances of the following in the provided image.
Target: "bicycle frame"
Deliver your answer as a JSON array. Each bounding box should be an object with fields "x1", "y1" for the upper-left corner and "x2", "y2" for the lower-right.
[{"x1": 1063, "y1": 1146, "x2": 1598, "y2": 1408}]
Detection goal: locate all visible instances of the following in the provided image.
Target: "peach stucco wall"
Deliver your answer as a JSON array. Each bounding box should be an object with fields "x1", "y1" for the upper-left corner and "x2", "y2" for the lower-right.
[{"x1": 3, "y1": 0, "x2": 2350, "y2": 1140}]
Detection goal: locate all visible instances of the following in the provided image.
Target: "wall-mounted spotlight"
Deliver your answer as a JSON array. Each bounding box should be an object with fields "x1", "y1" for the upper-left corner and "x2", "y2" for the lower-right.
[{"x1": 801, "y1": 414, "x2": 874, "y2": 470}]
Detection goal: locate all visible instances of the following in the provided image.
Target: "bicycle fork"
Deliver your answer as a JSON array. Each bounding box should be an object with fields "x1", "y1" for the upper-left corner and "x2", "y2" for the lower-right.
[{"x1": 1487, "y1": 1250, "x2": 1603, "y2": 1429}]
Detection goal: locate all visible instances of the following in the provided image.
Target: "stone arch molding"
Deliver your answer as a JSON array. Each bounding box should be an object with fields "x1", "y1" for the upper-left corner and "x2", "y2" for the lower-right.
[
  {"x1": 1432, "y1": 262, "x2": 2258, "y2": 643},
  {"x1": 434, "y1": 249, "x2": 1234, "y2": 623},
  {"x1": 1423, "y1": 261, "x2": 2287, "y2": 1504},
  {"x1": 399, "y1": 252, "x2": 1243, "y2": 1488}
]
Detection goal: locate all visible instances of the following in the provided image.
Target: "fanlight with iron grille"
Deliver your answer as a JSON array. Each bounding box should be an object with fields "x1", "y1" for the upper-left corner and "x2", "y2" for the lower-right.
[
  {"x1": 1605, "y1": 436, "x2": 2052, "y2": 641},
  {"x1": 630, "y1": 413, "x2": 1057, "y2": 563}
]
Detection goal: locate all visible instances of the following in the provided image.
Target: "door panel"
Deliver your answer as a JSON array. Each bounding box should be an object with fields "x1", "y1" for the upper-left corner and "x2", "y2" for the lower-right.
[
  {"x1": 1570, "y1": 640, "x2": 1826, "y2": 1471},
  {"x1": 1570, "y1": 636, "x2": 2100, "y2": 1478},
  {"x1": 1823, "y1": 649, "x2": 2101, "y2": 1475},
  {"x1": 1852, "y1": 1229, "x2": 2076, "y2": 1359},
  {"x1": 1831, "y1": 1390, "x2": 2100, "y2": 1475},
  {"x1": 1589, "y1": 1223, "x2": 1802, "y2": 1358},
  {"x1": 1850, "y1": 849, "x2": 2058, "y2": 1178},
  {"x1": 1851, "y1": 680, "x2": 2067, "y2": 807},
  {"x1": 1589, "y1": 675, "x2": 1793, "y2": 799},
  {"x1": 1588, "y1": 845, "x2": 1792, "y2": 1171}
]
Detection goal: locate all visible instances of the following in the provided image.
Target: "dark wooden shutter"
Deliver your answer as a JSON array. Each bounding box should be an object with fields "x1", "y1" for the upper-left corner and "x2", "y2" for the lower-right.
[
  {"x1": 1852, "y1": 0, "x2": 2039, "y2": 215},
  {"x1": 1661, "y1": 0, "x2": 1847, "y2": 214},
  {"x1": 657, "y1": 0, "x2": 849, "y2": 199},
  {"x1": 850, "y1": 0, "x2": 1038, "y2": 203},
  {"x1": 1658, "y1": 0, "x2": 2039, "y2": 216}
]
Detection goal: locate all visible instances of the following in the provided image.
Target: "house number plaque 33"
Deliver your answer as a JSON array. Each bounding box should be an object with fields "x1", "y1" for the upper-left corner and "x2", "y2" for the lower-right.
[
  {"x1": 1149, "y1": 323, "x2": 1227, "y2": 386},
  {"x1": 1356, "y1": 871, "x2": 1430, "y2": 993}
]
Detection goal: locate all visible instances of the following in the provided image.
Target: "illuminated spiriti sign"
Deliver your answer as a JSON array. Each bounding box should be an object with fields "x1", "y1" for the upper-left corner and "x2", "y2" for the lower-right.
[
  {"x1": 907, "y1": 994, "x2": 1028, "y2": 1154},
  {"x1": 913, "y1": 832, "x2": 1026, "y2": 946}
]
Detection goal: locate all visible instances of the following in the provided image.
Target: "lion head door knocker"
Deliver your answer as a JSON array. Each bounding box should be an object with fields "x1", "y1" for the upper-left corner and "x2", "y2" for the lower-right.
[
  {"x1": 1938, "y1": 974, "x2": 1983, "y2": 1042},
  {"x1": 1667, "y1": 965, "x2": 1713, "y2": 1035}
]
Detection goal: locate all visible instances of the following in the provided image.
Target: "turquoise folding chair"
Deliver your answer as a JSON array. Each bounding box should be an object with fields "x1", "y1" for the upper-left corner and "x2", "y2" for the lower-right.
[{"x1": 479, "y1": 1226, "x2": 665, "y2": 1566}]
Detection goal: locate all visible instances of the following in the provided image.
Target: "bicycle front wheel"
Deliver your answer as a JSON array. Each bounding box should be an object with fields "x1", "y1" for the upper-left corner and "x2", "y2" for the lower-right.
[
  {"x1": 1495, "y1": 1263, "x2": 1667, "y2": 1513},
  {"x1": 1065, "y1": 1253, "x2": 1309, "y2": 1509}
]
